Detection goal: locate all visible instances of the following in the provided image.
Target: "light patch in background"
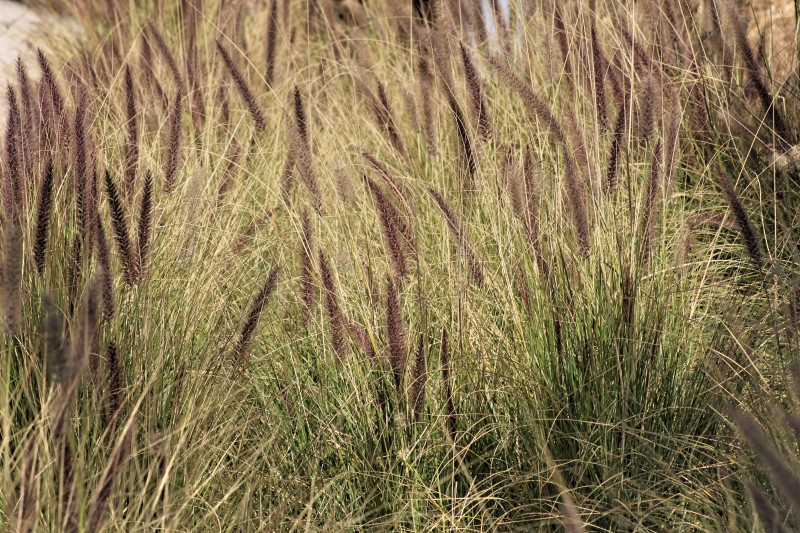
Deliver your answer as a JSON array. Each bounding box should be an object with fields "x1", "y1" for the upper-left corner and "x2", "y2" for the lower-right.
[
  {"x1": 474, "y1": 0, "x2": 514, "y2": 44},
  {"x1": 0, "y1": 0, "x2": 40, "y2": 84}
]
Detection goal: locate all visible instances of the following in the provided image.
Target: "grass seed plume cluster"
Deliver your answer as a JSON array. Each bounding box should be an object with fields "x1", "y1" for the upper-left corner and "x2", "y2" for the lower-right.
[{"x1": 2, "y1": 0, "x2": 800, "y2": 530}]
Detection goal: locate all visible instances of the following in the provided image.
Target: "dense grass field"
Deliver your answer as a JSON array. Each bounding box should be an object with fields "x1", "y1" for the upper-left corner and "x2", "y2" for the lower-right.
[{"x1": 1, "y1": 0, "x2": 800, "y2": 530}]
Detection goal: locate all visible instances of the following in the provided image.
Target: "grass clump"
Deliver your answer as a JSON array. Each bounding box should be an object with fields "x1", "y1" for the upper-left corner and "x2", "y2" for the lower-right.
[{"x1": 1, "y1": 0, "x2": 800, "y2": 530}]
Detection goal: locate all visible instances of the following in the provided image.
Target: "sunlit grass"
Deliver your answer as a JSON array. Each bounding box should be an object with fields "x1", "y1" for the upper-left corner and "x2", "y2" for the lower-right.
[{"x1": 1, "y1": 0, "x2": 798, "y2": 530}]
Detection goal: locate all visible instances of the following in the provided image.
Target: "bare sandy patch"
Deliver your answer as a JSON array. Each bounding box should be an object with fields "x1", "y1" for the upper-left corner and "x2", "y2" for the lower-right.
[{"x1": 0, "y1": 0, "x2": 41, "y2": 82}]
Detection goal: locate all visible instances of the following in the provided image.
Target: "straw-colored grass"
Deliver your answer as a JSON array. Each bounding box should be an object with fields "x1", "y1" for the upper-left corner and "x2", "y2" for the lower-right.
[{"x1": 1, "y1": 0, "x2": 799, "y2": 530}]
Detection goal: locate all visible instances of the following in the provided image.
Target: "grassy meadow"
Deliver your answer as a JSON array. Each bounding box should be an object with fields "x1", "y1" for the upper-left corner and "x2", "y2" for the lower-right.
[{"x1": 2, "y1": 0, "x2": 800, "y2": 530}]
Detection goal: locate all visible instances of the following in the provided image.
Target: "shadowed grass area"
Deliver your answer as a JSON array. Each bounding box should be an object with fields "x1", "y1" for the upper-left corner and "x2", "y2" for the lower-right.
[{"x1": 1, "y1": 0, "x2": 799, "y2": 530}]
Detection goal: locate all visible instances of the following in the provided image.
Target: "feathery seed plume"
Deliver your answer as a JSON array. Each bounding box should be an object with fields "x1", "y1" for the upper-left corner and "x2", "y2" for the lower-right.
[
  {"x1": 299, "y1": 210, "x2": 316, "y2": 323},
  {"x1": 459, "y1": 42, "x2": 491, "y2": 140},
  {"x1": 33, "y1": 161, "x2": 55, "y2": 274},
  {"x1": 429, "y1": 188, "x2": 485, "y2": 286},
  {"x1": 365, "y1": 175, "x2": 408, "y2": 277},
  {"x1": 487, "y1": 53, "x2": 589, "y2": 254},
  {"x1": 104, "y1": 170, "x2": 138, "y2": 285},
  {"x1": 95, "y1": 217, "x2": 115, "y2": 321},
  {"x1": 105, "y1": 342, "x2": 122, "y2": 434},
  {"x1": 718, "y1": 171, "x2": 763, "y2": 270},
  {"x1": 265, "y1": 0, "x2": 279, "y2": 87},
  {"x1": 123, "y1": 64, "x2": 140, "y2": 195},
  {"x1": 3, "y1": 224, "x2": 23, "y2": 335},
  {"x1": 590, "y1": 23, "x2": 608, "y2": 131},
  {"x1": 320, "y1": 251, "x2": 346, "y2": 361},
  {"x1": 234, "y1": 266, "x2": 280, "y2": 365},
  {"x1": 386, "y1": 276, "x2": 407, "y2": 393},
  {"x1": 146, "y1": 23, "x2": 185, "y2": 91},
  {"x1": 733, "y1": 409, "x2": 800, "y2": 517},
  {"x1": 726, "y1": 4, "x2": 790, "y2": 143},
  {"x1": 73, "y1": 85, "x2": 91, "y2": 241},
  {"x1": 216, "y1": 39, "x2": 267, "y2": 131},
  {"x1": 284, "y1": 110, "x2": 322, "y2": 214},
  {"x1": 374, "y1": 81, "x2": 406, "y2": 156},
  {"x1": 293, "y1": 86, "x2": 308, "y2": 147},
  {"x1": 745, "y1": 482, "x2": 788, "y2": 533},
  {"x1": 37, "y1": 49, "x2": 68, "y2": 146},
  {"x1": 163, "y1": 92, "x2": 183, "y2": 193},
  {"x1": 4, "y1": 85, "x2": 22, "y2": 223},
  {"x1": 16, "y1": 58, "x2": 35, "y2": 175},
  {"x1": 136, "y1": 171, "x2": 153, "y2": 277},
  {"x1": 606, "y1": 104, "x2": 626, "y2": 193}
]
